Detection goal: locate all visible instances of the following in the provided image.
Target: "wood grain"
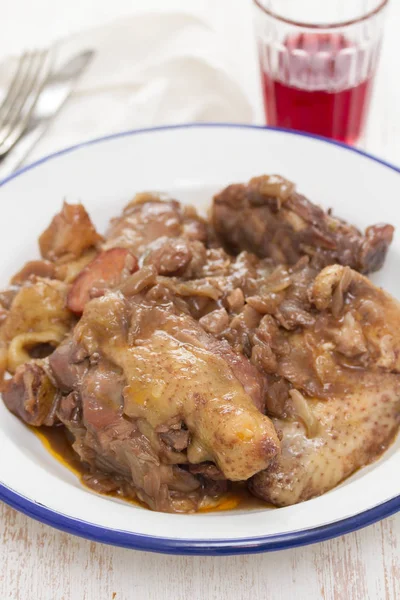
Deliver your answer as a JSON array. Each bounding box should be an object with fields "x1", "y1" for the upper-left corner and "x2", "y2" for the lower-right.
[
  {"x1": 1, "y1": 501, "x2": 400, "y2": 600},
  {"x1": 2, "y1": 1, "x2": 400, "y2": 599}
]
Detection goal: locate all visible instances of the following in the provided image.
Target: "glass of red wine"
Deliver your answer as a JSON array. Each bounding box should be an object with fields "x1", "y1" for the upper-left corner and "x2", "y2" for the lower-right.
[{"x1": 253, "y1": 0, "x2": 389, "y2": 145}]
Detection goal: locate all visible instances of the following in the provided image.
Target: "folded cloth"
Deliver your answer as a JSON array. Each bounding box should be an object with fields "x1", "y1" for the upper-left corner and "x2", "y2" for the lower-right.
[{"x1": 0, "y1": 11, "x2": 253, "y2": 164}]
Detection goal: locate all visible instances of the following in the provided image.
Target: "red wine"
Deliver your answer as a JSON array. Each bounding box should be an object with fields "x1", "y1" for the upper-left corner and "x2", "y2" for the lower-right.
[{"x1": 260, "y1": 34, "x2": 375, "y2": 144}]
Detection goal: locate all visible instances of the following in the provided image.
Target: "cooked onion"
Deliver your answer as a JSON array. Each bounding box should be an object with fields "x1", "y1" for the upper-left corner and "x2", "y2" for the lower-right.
[
  {"x1": 289, "y1": 389, "x2": 319, "y2": 438},
  {"x1": 331, "y1": 266, "x2": 353, "y2": 317},
  {"x1": 119, "y1": 265, "x2": 157, "y2": 296}
]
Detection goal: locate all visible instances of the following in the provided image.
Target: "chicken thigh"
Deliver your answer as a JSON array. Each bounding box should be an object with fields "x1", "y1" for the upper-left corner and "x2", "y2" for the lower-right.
[
  {"x1": 4, "y1": 287, "x2": 279, "y2": 512},
  {"x1": 249, "y1": 265, "x2": 400, "y2": 505}
]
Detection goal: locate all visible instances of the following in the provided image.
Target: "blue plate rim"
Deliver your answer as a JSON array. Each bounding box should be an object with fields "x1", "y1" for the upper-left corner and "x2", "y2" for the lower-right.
[
  {"x1": 0, "y1": 122, "x2": 399, "y2": 555},
  {"x1": 2, "y1": 122, "x2": 400, "y2": 188}
]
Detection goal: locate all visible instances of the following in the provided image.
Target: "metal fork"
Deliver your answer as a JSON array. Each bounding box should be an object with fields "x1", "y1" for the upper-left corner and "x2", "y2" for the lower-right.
[{"x1": 0, "y1": 49, "x2": 53, "y2": 158}]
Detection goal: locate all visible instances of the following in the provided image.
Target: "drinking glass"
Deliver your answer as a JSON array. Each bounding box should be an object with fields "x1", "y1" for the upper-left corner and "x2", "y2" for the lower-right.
[{"x1": 253, "y1": 0, "x2": 389, "y2": 144}]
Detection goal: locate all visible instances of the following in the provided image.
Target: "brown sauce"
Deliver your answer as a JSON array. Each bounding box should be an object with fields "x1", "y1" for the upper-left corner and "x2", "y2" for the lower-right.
[{"x1": 34, "y1": 425, "x2": 273, "y2": 512}]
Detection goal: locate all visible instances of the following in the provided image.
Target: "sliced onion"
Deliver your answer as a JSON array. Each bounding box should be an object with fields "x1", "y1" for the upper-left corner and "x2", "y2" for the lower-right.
[{"x1": 289, "y1": 389, "x2": 319, "y2": 438}]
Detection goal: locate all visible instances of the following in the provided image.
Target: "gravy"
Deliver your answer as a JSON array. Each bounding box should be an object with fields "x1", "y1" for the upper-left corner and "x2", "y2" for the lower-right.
[{"x1": 34, "y1": 425, "x2": 273, "y2": 512}]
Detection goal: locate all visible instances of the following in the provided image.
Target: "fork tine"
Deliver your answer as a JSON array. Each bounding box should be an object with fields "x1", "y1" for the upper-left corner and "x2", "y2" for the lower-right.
[
  {"x1": 0, "y1": 49, "x2": 52, "y2": 157},
  {"x1": 0, "y1": 51, "x2": 45, "y2": 130},
  {"x1": 0, "y1": 52, "x2": 33, "y2": 122}
]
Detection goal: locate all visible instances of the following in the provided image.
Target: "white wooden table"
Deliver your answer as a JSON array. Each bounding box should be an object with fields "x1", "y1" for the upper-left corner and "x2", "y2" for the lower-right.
[{"x1": 1, "y1": 1, "x2": 400, "y2": 599}]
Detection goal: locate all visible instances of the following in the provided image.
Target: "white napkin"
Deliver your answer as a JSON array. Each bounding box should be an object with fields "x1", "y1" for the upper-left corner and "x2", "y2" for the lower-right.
[{"x1": 0, "y1": 11, "x2": 253, "y2": 164}]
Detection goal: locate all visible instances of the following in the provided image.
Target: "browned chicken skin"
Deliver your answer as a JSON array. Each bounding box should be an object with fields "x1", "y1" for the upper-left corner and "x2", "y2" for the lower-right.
[
  {"x1": 4, "y1": 287, "x2": 279, "y2": 512},
  {"x1": 248, "y1": 266, "x2": 400, "y2": 505},
  {"x1": 149, "y1": 247, "x2": 400, "y2": 505},
  {"x1": 74, "y1": 292, "x2": 278, "y2": 478},
  {"x1": 249, "y1": 371, "x2": 400, "y2": 506}
]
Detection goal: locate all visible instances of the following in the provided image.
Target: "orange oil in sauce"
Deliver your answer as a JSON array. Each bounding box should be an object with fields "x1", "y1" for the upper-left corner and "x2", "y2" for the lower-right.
[{"x1": 34, "y1": 425, "x2": 273, "y2": 512}]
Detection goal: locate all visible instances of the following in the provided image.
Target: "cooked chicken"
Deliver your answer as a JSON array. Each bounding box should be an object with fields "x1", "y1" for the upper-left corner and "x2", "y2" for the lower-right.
[
  {"x1": 104, "y1": 193, "x2": 208, "y2": 257},
  {"x1": 14, "y1": 203, "x2": 102, "y2": 290},
  {"x1": 66, "y1": 248, "x2": 138, "y2": 314},
  {"x1": 11, "y1": 260, "x2": 56, "y2": 284},
  {"x1": 248, "y1": 265, "x2": 400, "y2": 506},
  {"x1": 3, "y1": 286, "x2": 279, "y2": 512},
  {"x1": 159, "y1": 251, "x2": 400, "y2": 505},
  {"x1": 249, "y1": 371, "x2": 400, "y2": 506},
  {"x1": 1, "y1": 279, "x2": 74, "y2": 374},
  {"x1": 75, "y1": 292, "x2": 278, "y2": 478},
  {"x1": 39, "y1": 202, "x2": 102, "y2": 263},
  {"x1": 2, "y1": 177, "x2": 399, "y2": 514},
  {"x1": 212, "y1": 174, "x2": 394, "y2": 273},
  {"x1": 3, "y1": 362, "x2": 58, "y2": 426}
]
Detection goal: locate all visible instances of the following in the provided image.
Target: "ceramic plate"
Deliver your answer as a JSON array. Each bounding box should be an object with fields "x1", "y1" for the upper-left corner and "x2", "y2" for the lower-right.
[{"x1": 0, "y1": 124, "x2": 399, "y2": 555}]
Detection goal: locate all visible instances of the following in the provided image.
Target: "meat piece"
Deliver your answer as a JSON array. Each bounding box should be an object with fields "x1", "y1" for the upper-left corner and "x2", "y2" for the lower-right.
[
  {"x1": 159, "y1": 427, "x2": 190, "y2": 452},
  {"x1": 1, "y1": 279, "x2": 74, "y2": 373},
  {"x1": 104, "y1": 193, "x2": 207, "y2": 257},
  {"x1": 39, "y1": 202, "x2": 102, "y2": 263},
  {"x1": 360, "y1": 225, "x2": 396, "y2": 274},
  {"x1": 199, "y1": 308, "x2": 229, "y2": 335},
  {"x1": 249, "y1": 266, "x2": 400, "y2": 506},
  {"x1": 142, "y1": 237, "x2": 192, "y2": 275},
  {"x1": 249, "y1": 371, "x2": 400, "y2": 506},
  {"x1": 67, "y1": 248, "x2": 138, "y2": 314},
  {"x1": 0, "y1": 289, "x2": 19, "y2": 311},
  {"x1": 212, "y1": 174, "x2": 394, "y2": 273},
  {"x1": 75, "y1": 292, "x2": 278, "y2": 481},
  {"x1": 54, "y1": 249, "x2": 97, "y2": 284},
  {"x1": 152, "y1": 249, "x2": 275, "y2": 327},
  {"x1": 227, "y1": 288, "x2": 245, "y2": 312},
  {"x1": 41, "y1": 289, "x2": 279, "y2": 512},
  {"x1": 2, "y1": 279, "x2": 72, "y2": 341},
  {"x1": 309, "y1": 265, "x2": 400, "y2": 374},
  {"x1": 188, "y1": 463, "x2": 226, "y2": 480},
  {"x1": 3, "y1": 362, "x2": 59, "y2": 426},
  {"x1": 49, "y1": 338, "x2": 88, "y2": 391},
  {"x1": 11, "y1": 260, "x2": 56, "y2": 284}
]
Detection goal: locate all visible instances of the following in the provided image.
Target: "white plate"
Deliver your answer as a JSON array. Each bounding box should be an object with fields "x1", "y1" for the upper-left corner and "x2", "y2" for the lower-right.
[{"x1": 0, "y1": 124, "x2": 399, "y2": 555}]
